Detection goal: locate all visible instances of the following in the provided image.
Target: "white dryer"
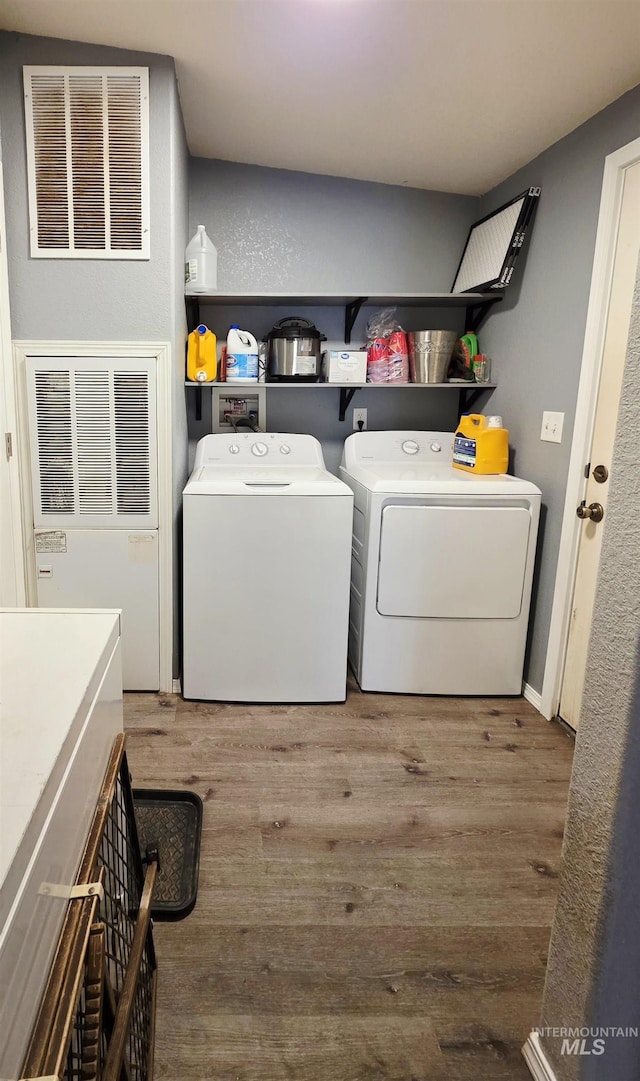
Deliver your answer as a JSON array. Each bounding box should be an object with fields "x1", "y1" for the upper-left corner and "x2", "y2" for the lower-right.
[
  {"x1": 183, "y1": 433, "x2": 353, "y2": 702},
  {"x1": 339, "y1": 430, "x2": 541, "y2": 695}
]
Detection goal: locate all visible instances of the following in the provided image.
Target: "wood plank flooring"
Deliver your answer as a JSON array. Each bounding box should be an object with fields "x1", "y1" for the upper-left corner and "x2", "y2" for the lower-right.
[{"x1": 124, "y1": 684, "x2": 574, "y2": 1081}]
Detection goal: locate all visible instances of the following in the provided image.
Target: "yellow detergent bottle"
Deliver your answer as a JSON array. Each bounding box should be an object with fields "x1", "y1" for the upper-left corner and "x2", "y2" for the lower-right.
[
  {"x1": 453, "y1": 414, "x2": 509, "y2": 474},
  {"x1": 187, "y1": 324, "x2": 217, "y2": 383}
]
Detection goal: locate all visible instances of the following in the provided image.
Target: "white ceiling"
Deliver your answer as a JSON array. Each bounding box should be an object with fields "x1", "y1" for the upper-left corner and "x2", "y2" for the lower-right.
[{"x1": 1, "y1": 0, "x2": 639, "y2": 195}]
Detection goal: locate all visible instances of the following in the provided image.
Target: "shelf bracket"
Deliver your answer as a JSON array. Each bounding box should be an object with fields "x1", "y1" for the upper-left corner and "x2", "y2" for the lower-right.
[
  {"x1": 339, "y1": 387, "x2": 358, "y2": 422},
  {"x1": 464, "y1": 297, "x2": 502, "y2": 334},
  {"x1": 458, "y1": 385, "x2": 493, "y2": 419},
  {"x1": 195, "y1": 386, "x2": 203, "y2": 422},
  {"x1": 186, "y1": 296, "x2": 200, "y2": 333},
  {"x1": 344, "y1": 297, "x2": 367, "y2": 344}
]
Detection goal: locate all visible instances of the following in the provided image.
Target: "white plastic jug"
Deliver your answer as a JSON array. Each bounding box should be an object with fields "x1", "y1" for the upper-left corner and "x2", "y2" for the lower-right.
[
  {"x1": 226, "y1": 326, "x2": 259, "y2": 384},
  {"x1": 185, "y1": 225, "x2": 217, "y2": 295}
]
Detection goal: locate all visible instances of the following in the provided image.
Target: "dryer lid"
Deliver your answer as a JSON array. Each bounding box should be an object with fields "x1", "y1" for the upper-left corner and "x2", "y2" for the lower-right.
[
  {"x1": 340, "y1": 429, "x2": 541, "y2": 498},
  {"x1": 343, "y1": 460, "x2": 541, "y2": 497}
]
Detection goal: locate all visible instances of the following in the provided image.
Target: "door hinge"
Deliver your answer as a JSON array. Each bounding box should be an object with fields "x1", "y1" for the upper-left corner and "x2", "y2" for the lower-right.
[{"x1": 5, "y1": 432, "x2": 12, "y2": 460}]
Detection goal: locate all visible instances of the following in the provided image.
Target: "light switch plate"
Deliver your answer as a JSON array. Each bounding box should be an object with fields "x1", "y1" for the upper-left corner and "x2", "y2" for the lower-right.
[{"x1": 541, "y1": 411, "x2": 564, "y2": 443}]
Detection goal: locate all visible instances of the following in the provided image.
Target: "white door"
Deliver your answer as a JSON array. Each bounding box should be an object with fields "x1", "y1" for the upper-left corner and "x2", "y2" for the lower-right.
[
  {"x1": 34, "y1": 529, "x2": 159, "y2": 690},
  {"x1": 25, "y1": 357, "x2": 161, "y2": 690},
  {"x1": 559, "y1": 160, "x2": 640, "y2": 729}
]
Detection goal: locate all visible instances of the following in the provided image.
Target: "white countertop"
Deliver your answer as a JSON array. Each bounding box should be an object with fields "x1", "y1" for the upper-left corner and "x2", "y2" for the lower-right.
[
  {"x1": 0, "y1": 608, "x2": 122, "y2": 889},
  {"x1": 0, "y1": 607, "x2": 123, "y2": 1081}
]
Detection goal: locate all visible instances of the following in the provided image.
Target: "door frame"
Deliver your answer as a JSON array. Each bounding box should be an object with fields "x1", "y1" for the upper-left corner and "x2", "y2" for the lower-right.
[
  {"x1": 12, "y1": 339, "x2": 174, "y2": 693},
  {"x1": 541, "y1": 135, "x2": 640, "y2": 721},
  {"x1": 0, "y1": 160, "x2": 27, "y2": 606}
]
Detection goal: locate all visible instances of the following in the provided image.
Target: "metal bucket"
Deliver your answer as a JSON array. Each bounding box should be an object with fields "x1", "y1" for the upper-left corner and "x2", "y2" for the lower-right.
[{"x1": 408, "y1": 330, "x2": 458, "y2": 383}]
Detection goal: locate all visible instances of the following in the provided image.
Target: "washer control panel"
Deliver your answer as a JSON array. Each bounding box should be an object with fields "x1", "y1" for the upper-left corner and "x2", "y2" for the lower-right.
[{"x1": 195, "y1": 432, "x2": 325, "y2": 468}]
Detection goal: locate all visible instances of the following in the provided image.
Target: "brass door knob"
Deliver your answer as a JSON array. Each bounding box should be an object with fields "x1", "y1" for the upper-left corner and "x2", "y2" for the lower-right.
[{"x1": 576, "y1": 501, "x2": 604, "y2": 523}]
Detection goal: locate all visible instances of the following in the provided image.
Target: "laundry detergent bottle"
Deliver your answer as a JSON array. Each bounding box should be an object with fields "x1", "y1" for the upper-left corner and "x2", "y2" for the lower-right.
[
  {"x1": 226, "y1": 326, "x2": 259, "y2": 384},
  {"x1": 185, "y1": 225, "x2": 218, "y2": 294},
  {"x1": 453, "y1": 414, "x2": 509, "y2": 474},
  {"x1": 187, "y1": 324, "x2": 217, "y2": 383}
]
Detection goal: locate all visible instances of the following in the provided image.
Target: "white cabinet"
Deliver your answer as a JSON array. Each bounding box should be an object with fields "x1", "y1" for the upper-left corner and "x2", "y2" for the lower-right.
[{"x1": 0, "y1": 608, "x2": 123, "y2": 1081}]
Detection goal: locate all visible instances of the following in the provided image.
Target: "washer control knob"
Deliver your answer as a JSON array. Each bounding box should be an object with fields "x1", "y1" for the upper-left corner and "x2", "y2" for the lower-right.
[
  {"x1": 430, "y1": 442, "x2": 442, "y2": 453},
  {"x1": 251, "y1": 441, "x2": 268, "y2": 457},
  {"x1": 402, "y1": 439, "x2": 420, "y2": 455},
  {"x1": 280, "y1": 444, "x2": 291, "y2": 455},
  {"x1": 229, "y1": 444, "x2": 240, "y2": 455}
]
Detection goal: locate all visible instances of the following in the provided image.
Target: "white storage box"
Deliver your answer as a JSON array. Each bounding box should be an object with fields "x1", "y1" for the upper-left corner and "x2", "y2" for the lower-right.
[{"x1": 323, "y1": 350, "x2": 367, "y2": 384}]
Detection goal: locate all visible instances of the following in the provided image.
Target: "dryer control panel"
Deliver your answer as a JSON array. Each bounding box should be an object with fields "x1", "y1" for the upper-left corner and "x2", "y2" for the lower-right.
[{"x1": 342, "y1": 430, "x2": 454, "y2": 469}]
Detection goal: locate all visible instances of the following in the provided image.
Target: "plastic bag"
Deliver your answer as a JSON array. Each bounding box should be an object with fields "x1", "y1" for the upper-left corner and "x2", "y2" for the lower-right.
[
  {"x1": 366, "y1": 307, "x2": 399, "y2": 342},
  {"x1": 365, "y1": 308, "x2": 409, "y2": 384}
]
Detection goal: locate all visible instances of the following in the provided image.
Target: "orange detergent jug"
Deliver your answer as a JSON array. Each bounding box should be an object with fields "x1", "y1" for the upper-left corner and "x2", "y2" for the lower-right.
[
  {"x1": 453, "y1": 414, "x2": 509, "y2": 474},
  {"x1": 187, "y1": 324, "x2": 217, "y2": 383}
]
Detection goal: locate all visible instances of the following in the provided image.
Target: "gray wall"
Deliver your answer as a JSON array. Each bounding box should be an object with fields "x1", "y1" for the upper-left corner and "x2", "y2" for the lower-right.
[
  {"x1": 0, "y1": 31, "x2": 189, "y2": 678},
  {"x1": 188, "y1": 158, "x2": 479, "y2": 467},
  {"x1": 189, "y1": 157, "x2": 478, "y2": 294},
  {"x1": 478, "y1": 82, "x2": 640, "y2": 693},
  {"x1": 538, "y1": 257, "x2": 640, "y2": 1079}
]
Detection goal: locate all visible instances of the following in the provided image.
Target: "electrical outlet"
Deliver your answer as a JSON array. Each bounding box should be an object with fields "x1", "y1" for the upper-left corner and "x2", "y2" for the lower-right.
[
  {"x1": 541, "y1": 411, "x2": 564, "y2": 443},
  {"x1": 353, "y1": 407, "x2": 367, "y2": 431}
]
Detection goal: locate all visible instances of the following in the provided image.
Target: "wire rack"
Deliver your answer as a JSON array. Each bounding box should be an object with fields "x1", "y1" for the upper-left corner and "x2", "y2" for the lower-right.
[{"x1": 21, "y1": 735, "x2": 157, "y2": 1081}]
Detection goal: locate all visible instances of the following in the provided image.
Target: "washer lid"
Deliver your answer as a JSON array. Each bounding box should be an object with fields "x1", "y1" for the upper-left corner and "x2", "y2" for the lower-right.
[
  {"x1": 184, "y1": 464, "x2": 353, "y2": 496},
  {"x1": 343, "y1": 461, "x2": 541, "y2": 497}
]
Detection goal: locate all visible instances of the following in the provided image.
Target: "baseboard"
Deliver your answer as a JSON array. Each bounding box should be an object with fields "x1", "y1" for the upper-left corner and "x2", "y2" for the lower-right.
[
  {"x1": 172, "y1": 677, "x2": 182, "y2": 695},
  {"x1": 523, "y1": 681, "x2": 543, "y2": 714},
  {"x1": 522, "y1": 1033, "x2": 558, "y2": 1081}
]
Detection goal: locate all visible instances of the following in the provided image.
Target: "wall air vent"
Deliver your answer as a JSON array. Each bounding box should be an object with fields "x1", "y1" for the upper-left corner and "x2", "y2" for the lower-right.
[
  {"x1": 23, "y1": 67, "x2": 150, "y2": 259},
  {"x1": 26, "y1": 356, "x2": 157, "y2": 529}
]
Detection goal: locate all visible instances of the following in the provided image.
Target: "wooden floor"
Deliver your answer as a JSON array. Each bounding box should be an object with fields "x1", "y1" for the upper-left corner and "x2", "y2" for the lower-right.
[{"x1": 124, "y1": 683, "x2": 574, "y2": 1081}]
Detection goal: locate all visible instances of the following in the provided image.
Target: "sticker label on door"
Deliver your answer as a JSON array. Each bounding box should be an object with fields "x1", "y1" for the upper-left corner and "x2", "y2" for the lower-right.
[
  {"x1": 35, "y1": 531, "x2": 67, "y2": 554},
  {"x1": 128, "y1": 534, "x2": 155, "y2": 563}
]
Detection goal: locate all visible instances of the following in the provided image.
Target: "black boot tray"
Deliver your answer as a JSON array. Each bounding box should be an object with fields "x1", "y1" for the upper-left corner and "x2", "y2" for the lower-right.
[{"x1": 133, "y1": 789, "x2": 203, "y2": 920}]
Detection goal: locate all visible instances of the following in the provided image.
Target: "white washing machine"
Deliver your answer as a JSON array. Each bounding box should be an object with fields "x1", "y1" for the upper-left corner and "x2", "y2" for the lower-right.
[
  {"x1": 183, "y1": 433, "x2": 353, "y2": 702},
  {"x1": 339, "y1": 430, "x2": 541, "y2": 695}
]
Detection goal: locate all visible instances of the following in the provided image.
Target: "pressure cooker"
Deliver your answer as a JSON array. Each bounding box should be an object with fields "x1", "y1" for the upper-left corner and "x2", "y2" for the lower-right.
[{"x1": 264, "y1": 317, "x2": 326, "y2": 381}]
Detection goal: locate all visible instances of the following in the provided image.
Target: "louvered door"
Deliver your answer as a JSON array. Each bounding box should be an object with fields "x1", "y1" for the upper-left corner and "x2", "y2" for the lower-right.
[
  {"x1": 26, "y1": 357, "x2": 157, "y2": 529},
  {"x1": 25, "y1": 354, "x2": 160, "y2": 690},
  {"x1": 23, "y1": 67, "x2": 149, "y2": 259}
]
